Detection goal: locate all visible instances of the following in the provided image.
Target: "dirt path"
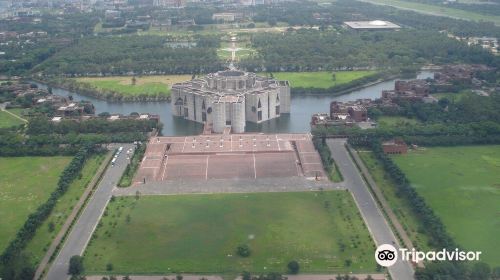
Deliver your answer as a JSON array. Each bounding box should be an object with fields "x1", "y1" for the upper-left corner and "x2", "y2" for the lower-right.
[{"x1": 0, "y1": 103, "x2": 28, "y2": 122}]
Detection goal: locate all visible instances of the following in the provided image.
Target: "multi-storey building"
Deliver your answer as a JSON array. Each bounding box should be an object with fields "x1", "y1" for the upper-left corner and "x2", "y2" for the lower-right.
[{"x1": 171, "y1": 70, "x2": 291, "y2": 133}]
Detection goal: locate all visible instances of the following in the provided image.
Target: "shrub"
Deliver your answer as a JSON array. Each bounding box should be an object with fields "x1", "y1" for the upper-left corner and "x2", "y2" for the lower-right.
[
  {"x1": 287, "y1": 260, "x2": 300, "y2": 274},
  {"x1": 106, "y1": 262, "x2": 113, "y2": 271},
  {"x1": 236, "y1": 244, "x2": 251, "y2": 257},
  {"x1": 68, "y1": 255, "x2": 84, "y2": 275}
]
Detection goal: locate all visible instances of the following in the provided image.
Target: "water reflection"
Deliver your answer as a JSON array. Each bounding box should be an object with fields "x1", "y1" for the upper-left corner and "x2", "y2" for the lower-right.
[{"x1": 33, "y1": 71, "x2": 433, "y2": 136}]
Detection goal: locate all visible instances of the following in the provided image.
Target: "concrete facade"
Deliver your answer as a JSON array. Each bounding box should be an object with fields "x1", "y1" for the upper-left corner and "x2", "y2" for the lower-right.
[{"x1": 171, "y1": 70, "x2": 290, "y2": 133}]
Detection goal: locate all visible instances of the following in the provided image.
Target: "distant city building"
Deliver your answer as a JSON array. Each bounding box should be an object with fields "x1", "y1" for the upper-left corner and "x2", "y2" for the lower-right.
[
  {"x1": 153, "y1": 0, "x2": 185, "y2": 8},
  {"x1": 344, "y1": 20, "x2": 400, "y2": 31},
  {"x1": 212, "y1": 12, "x2": 242, "y2": 23},
  {"x1": 104, "y1": 9, "x2": 121, "y2": 20},
  {"x1": 171, "y1": 70, "x2": 291, "y2": 133}
]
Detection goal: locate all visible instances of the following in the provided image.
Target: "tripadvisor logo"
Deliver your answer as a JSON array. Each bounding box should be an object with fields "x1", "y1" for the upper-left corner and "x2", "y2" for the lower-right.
[{"x1": 375, "y1": 244, "x2": 482, "y2": 267}]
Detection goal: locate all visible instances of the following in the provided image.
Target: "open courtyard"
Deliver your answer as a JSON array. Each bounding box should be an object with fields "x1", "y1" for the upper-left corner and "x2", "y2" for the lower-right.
[
  {"x1": 83, "y1": 191, "x2": 377, "y2": 275},
  {"x1": 393, "y1": 145, "x2": 500, "y2": 265},
  {"x1": 135, "y1": 134, "x2": 325, "y2": 183}
]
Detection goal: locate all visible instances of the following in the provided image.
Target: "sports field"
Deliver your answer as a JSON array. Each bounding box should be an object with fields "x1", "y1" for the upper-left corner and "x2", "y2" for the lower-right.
[
  {"x1": 84, "y1": 192, "x2": 377, "y2": 274},
  {"x1": 266, "y1": 71, "x2": 377, "y2": 89},
  {"x1": 0, "y1": 157, "x2": 71, "y2": 252},
  {"x1": 393, "y1": 145, "x2": 500, "y2": 265},
  {"x1": 75, "y1": 75, "x2": 192, "y2": 97}
]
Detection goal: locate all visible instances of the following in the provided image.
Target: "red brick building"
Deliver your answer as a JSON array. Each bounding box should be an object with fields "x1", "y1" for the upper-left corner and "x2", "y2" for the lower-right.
[
  {"x1": 382, "y1": 139, "x2": 408, "y2": 154},
  {"x1": 330, "y1": 101, "x2": 368, "y2": 122}
]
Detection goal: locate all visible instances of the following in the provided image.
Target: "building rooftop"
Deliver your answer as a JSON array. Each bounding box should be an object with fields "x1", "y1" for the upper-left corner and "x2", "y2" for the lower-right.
[{"x1": 344, "y1": 20, "x2": 400, "y2": 30}]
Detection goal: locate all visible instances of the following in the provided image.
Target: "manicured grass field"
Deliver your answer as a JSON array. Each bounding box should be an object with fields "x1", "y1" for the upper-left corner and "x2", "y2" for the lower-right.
[
  {"x1": 376, "y1": 116, "x2": 420, "y2": 129},
  {"x1": 6, "y1": 108, "x2": 26, "y2": 118},
  {"x1": 84, "y1": 192, "x2": 377, "y2": 274},
  {"x1": 75, "y1": 75, "x2": 192, "y2": 97},
  {"x1": 358, "y1": 151, "x2": 430, "y2": 251},
  {"x1": 360, "y1": 0, "x2": 500, "y2": 25},
  {"x1": 23, "y1": 154, "x2": 106, "y2": 265},
  {"x1": 0, "y1": 110, "x2": 25, "y2": 128},
  {"x1": 266, "y1": 71, "x2": 377, "y2": 89},
  {"x1": 0, "y1": 157, "x2": 71, "y2": 253},
  {"x1": 393, "y1": 146, "x2": 500, "y2": 266}
]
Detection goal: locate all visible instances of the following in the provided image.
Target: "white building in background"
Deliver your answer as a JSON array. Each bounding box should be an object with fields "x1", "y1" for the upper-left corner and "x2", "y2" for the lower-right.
[
  {"x1": 171, "y1": 70, "x2": 291, "y2": 133},
  {"x1": 344, "y1": 20, "x2": 401, "y2": 31}
]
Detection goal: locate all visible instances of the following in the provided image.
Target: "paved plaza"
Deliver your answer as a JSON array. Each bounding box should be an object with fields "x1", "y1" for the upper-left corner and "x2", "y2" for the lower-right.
[{"x1": 135, "y1": 133, "x2": 326, "y2": 183}]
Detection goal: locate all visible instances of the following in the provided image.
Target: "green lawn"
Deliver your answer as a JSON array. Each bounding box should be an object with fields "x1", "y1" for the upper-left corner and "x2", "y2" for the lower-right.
[
  {"x1": 84, "y1": 192, "x2": 377, "y2": 274},
  {"x1": 432, "y1": 91, "x2": 473, "y2": 102},
  {"x1": 358, "y1": 151, "x2": 430, "y2": 251},
  {"x1": 23, "y1": 154, "x2": 106, "y2": 265},
  {"x1": 376, "y1": 116, "x2": 420, "y2": 129},
  {"x1": 360, "y1": 0, "x2": 500, "y2": 25},
  {"x1": 0, "y1": 110, "x2": 25, "y2": 128},
  {"x1": 6, "y1": 108, "x2": 26, "y2": 118},
  {"x1": 392, "y1": 146, "x2": 500, "y2": 266},
  {"x1": 75, "y1": 75, "x2": 192, "y2": 98},
  {"x1": 0, "y1": 157, "x2": 71, "y2": 253},
  {"x1": 329, "y1": 161, "x2": 343, "y2": 183},
  {"x1": 265, "y1": 71, "x2": 377, "y2": 89}
]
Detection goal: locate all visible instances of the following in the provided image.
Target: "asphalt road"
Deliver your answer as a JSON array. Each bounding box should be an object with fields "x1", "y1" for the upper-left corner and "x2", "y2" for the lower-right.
[
  {"x1": 327, "y1": 139, "x2": 415, "y2": 280},
  {"x1": 45, "y1": 144, "x2": 135, "y2": 280}
]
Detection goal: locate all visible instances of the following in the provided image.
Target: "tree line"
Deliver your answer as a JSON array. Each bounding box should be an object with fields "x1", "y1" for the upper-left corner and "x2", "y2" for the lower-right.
[
  {"x1": 33, "y1": 35, "x2": 223, "y2": 76},
  {"x1": 240, "y1": 29, "x2": 498, "y2": 73},
  {"x1": 0, "y1": 117, "x2": 158, "y2": 156},
  {"x1": 118, "y1": 143, "x2": 146, "y2": 187},
  {"x1": 0, "y1": 144, "x2": 103, "y2": 279},
  {"x1": 27, "y1": 118, "x2": 159, "y2": 135},
  {"x1": 348, "y1": 137, "x2": 500, "y2": 280}
]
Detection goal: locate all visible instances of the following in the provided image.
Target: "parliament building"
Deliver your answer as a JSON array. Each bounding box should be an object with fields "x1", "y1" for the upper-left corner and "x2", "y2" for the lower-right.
[{"x1": 171, "y1": 70, "x2": 291, "y2": 133}]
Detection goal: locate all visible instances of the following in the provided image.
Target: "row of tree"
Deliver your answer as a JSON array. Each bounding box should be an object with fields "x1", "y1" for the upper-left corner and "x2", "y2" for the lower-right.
[
  {"x1": 118, "y1": 143, "x2": 146, "y2": 187},
  {"x1": 347, "y1": 137, "x2": 500, "y2": 279},
  {"x1": 0, "y1": 145, "x2": 102, "y2": 279},
  {"x1": 27, "y1": 118, "x2": 159, "y2": 135}
]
